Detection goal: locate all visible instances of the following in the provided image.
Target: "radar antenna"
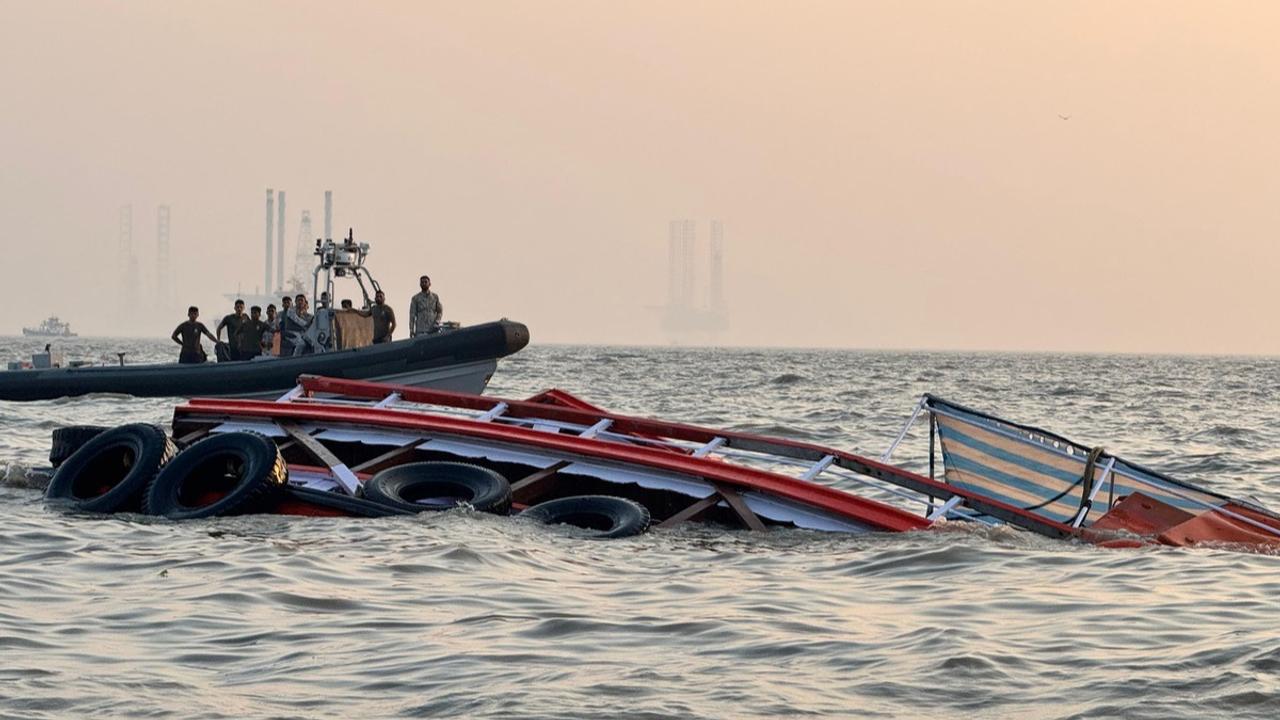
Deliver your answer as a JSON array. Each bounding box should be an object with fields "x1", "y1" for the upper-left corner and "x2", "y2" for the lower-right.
[{"x1": 311, "y1": 228, "x2": 381, "y2": 310}]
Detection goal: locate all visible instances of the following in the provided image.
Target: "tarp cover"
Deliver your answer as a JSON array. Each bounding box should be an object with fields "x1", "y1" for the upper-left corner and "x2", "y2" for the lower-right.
[{"x1": 334, "y1": 310, "x2": 374, "y2": 349}]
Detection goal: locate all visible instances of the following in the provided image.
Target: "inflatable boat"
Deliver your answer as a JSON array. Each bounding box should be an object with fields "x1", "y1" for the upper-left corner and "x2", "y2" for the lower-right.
[{"x1": 0, "y1": 320, "x2": 528, "y2": 401}]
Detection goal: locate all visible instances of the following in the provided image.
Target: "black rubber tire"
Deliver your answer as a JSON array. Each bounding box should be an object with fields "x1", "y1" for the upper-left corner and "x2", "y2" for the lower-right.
[
  {"x1": 49, "y1": 425, "x2": 109, "y2": 468},
  {"x1": 284, "y1": 486, "x2": 414, "y2": 518},
  {"x1": 142, "y1": 431, "x2": 288, "y2": 519},
  {"x1": 521, "y1": 495, "x2": 651, "y2": 539},
  {"x1": 45, "y1": 424, "x2": 176, "y2": 513},
  {"x1": 364, "y1": 461, "x2": 512, "y2": 514}
]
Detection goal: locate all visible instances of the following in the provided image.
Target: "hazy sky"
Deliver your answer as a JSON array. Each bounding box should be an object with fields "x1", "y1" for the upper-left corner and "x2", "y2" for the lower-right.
[{"x1": 2, "y1": 2, "x2": 1278, "y2": 353}]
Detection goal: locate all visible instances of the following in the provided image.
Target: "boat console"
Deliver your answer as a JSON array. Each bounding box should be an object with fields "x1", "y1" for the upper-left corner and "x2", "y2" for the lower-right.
[
  {"x1": 305, "y1": 229, "x2": 384, "y2": 352},
  {"x1": 312, "y1": 229, "x2": 381, "y2": 308}
]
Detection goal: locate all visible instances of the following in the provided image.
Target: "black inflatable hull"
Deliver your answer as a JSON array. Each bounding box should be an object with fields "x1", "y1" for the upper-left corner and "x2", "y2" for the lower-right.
[{"x1": 0, "y1": 320, "x2": 529, "y2": 402}]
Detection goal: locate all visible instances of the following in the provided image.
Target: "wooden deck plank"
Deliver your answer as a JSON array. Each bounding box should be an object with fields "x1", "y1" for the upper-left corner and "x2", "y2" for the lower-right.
[
  {"x1": 277, "y1": 421, "x2": 361, "y2": 495},
  {"x1": 175, "y1": 427, "x2": 212, "y2": 446},
  {"x1": 716, "y1": 484, "x2": 767, "y2": 531},
  {"x1": 656, "y1": 493, "x2": 722, "y2": 529},
  {"x1": 510, "y1": 461, "x2": 571, "y2": 504}
]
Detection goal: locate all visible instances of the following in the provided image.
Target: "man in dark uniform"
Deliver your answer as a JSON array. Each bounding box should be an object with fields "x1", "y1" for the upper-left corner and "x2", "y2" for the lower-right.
[
  {"x1": 360, "y1": 290, "x2": 397, "y2": 344},
  {"x1": 171, "y1": 306, "x2": 217, "y2": 364},
  {"x1": 236, "y1": 306, "x2": 269, "y2": 361},
  {"x1": 216, "y1": 299, "x2": 247, "y2": 361},
  {"x1": 276, "y1": 297, "x2": 293, "y2": 356}
]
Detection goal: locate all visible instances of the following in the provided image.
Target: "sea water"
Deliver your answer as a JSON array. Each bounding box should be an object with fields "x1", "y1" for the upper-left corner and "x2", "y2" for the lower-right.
[{"x1": 2, "y1": 339, "x2": 1278, "y2": 719}]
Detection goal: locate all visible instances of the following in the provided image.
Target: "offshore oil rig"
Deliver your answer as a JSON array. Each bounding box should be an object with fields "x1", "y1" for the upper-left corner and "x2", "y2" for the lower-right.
[
  {"x1": 657, "y1": 219, "x2": 729, "y2": 345},
  {"x1": 223, "y1": 189, "x2": 335, "y2": 310}
]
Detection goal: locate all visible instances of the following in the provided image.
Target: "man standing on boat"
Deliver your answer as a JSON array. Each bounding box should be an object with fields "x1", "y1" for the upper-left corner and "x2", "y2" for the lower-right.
[
  {"x1": 171, "y1": 306, "x2": 217, "y2": 364},
  {"x1": 283, "y1": 294, "x2": 318, "y2": 356},
  {"x1": 314, "y1": 291, "x2": 336, "y2": 350},
  {"x1": 262, "y1": 304, "x2": 278, "y2": 356},
  {"x1": 409, "y1": 275, "x2": 443, "y2": 337},
  {"x1": 216, "y1": 299, "x2": 247, "y2": 361},
  {"x1": 360, "y1": 290, "x2": 397, "y2": 343},
  {"x1": 275, "y1": 296, "x2": 292, "y2": 356},
  {"x1": 235, "y1": 306, "x2": 269, "y2": 361}
]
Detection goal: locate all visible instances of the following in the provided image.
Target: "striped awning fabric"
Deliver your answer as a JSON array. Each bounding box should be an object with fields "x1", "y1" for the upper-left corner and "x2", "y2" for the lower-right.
[{"x1": 926, "y1": 397, "x2": 1225, "y2": 526}]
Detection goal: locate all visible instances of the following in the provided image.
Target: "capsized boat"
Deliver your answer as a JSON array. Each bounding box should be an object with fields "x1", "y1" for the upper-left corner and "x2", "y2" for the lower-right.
[
  {"x1": 44, "y1": 376, "x2": 1280, "y2": 550},
  {"x1": 0, "y1": 320, "x2": 528, "y2": 402}
]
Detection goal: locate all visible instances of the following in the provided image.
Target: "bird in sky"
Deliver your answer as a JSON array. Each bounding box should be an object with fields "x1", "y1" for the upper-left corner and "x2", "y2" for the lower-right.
[{"x1": 1058, "y1": 114, "x2": 1072, "y2": 120}]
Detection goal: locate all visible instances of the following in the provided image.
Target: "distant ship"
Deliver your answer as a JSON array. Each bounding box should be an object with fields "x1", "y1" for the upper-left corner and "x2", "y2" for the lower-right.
[{"x1": 23, "y1": 316, "x2": 77, "y2": 338}]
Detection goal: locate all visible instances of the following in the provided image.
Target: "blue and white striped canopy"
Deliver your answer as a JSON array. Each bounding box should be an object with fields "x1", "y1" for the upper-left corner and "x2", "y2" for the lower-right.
[{"x1": 926, "y1": 396, "x2": 1225, "y2": 526}]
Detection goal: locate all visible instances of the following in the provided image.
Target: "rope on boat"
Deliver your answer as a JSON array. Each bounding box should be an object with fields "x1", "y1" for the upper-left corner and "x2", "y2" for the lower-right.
[{"x1": 1021, "y1": 445, "x2": 1105, "y2": 513}]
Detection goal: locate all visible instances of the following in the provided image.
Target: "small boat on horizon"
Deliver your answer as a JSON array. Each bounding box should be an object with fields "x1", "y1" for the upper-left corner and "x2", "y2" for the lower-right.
[{"x1": 22, "y1": 316, "x2": 76, "y2": 338}]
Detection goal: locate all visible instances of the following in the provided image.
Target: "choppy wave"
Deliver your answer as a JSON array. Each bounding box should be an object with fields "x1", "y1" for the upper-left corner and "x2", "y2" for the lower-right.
[
  {"x1": 770, "y1": 373, "x2": 808, "y2": 385},
  {"x1": 3, "y1": 339, "x2": 1280, "y2": 718}
]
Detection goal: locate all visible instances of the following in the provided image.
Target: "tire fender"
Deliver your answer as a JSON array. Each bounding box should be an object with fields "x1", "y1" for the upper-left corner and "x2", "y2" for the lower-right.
[
  {"x1": 45, "y1": 424, "x2": 176, "y2": 513},
  {"x1": 521, "y1": 495, "x2": 651, "y2": 539},
  {"x1": 49, "y1": 425, "x2": 109, "y2": 468},
  {"x1": 142, "y1": 431, "x2": 287, "y2": 519},
  {"x1": 364, "y1": 461, "x2": 512, "y2": 514}
]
